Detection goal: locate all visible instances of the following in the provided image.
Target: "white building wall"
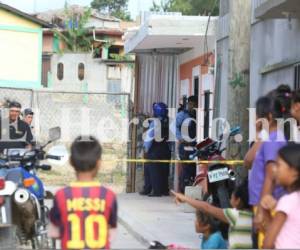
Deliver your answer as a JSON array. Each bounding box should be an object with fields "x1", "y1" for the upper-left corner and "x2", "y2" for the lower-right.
[
  {"x1": 85, "y1": 17, "x2": 120, "y2": 29},
  {"x1": 250, "y1": 5, "x2": 300, "y2": 107},
  {"x1": 178, "y1": 36, "x2": 216, "y2": 65},
  {"x1": 50, "y1": 53, "x2": 134, "y2": 97}
]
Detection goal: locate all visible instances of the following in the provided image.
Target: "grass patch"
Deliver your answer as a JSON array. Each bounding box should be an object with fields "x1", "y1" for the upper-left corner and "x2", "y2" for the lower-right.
[{"x1": 38, "y1": 144, "x2": 128, "y2": 193}]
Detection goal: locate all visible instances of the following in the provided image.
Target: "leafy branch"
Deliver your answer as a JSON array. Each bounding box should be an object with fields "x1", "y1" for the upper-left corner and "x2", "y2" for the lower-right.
[{"x1": 53, "y1": 5, "x2": 93, "y2": 53}]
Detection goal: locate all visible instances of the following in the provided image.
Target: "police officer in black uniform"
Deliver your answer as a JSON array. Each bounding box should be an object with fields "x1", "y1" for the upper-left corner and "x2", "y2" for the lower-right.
[
  {"x1": 140, "y1": 102, "x2": 171, "y2": 197},
  {"x1": 176, "y1": 96, "x2": 198, "y2": 193}
]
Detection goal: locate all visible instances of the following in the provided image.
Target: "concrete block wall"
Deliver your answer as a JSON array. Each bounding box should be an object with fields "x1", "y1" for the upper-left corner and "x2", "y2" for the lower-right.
[{"x1": 50, "y1": 53, "x2": 134, "y2": 95}]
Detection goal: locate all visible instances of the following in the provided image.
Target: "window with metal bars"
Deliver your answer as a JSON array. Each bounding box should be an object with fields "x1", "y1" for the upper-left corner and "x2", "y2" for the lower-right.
[{"x1": 295, "y1": 64, "x2": 300, "y2": 90}]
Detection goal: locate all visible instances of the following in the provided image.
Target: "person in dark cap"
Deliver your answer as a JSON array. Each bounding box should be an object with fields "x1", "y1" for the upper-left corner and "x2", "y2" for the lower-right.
[
  {"x1": 23, "y1": 108, "x2": 34, "y2": 126},
  {"x1": 23, "y1": 108, "x2": 35, "y2": 140},
  {"x1": 0, "y1": 101, "x2": 33, "y2": 151}
]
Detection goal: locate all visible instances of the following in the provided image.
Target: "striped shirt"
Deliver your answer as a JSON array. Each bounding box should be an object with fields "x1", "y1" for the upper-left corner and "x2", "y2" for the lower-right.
[
  {"x1": 223, "y1": 208, "x2": 253, "y2": 249},
  {"x1": 49, "y1": 182, "x2": 117, "y2": 250}
]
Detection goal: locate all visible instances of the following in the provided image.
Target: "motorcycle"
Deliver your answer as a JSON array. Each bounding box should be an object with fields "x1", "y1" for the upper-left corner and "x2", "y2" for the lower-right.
[
  {"x1": 0, "y1": 171, "x2": 17, "y2": 247},
  {"x1": 0, "y1": 127, "x2": 62, "y2": 248},
  {"x1": 189, "y1": 126, "x2": 241, "y2": 208},
  {"x1": 188, "y1": 127, "x2": 241, "y2": 239}
]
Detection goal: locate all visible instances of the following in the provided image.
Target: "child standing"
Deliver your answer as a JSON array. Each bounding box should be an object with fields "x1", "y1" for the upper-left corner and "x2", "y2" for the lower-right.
[
  {"x1": 291, "y1": 90, "x2": 300, "y2": 142},
  {"x1": 291, "y1": 89, "x2": 300, "y2": 123},
  {"x1": 195, "y1": 210, "x2": 227, "y2": 249},
  {"x1": 48, "y1": 136, "x2": 117, "y2": 250},
  {"x1": 248, "y1": 92, "x2": 292, "y2": 248},
  {"x1": 262, "y1": 144, "x2": 300, "y2": 249},
  {"x1": 172, "y1": 181, "x2": 253, "y2": 249}
]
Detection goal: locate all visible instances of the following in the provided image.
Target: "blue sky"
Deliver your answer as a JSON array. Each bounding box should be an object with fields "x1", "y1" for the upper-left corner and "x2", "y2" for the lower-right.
[{"x1": 0, "y1": 0, "x2": 158, "y2": 19}]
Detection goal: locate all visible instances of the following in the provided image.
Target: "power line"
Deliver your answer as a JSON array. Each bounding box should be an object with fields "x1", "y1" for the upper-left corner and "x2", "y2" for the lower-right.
[{"x1": 204, "y1": 0, "x2": 218, "y2": 65}]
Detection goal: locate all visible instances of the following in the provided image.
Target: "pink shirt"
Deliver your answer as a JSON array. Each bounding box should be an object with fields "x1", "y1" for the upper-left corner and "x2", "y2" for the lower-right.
[{"x1": 275, "y1": 191, "x2": 300, "y2": 249}]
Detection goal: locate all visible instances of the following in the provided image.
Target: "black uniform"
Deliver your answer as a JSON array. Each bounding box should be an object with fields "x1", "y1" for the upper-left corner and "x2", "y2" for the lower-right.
[
  {"x1": 0, "y1": 118, "x2": 33, "y2": 152},
  {"x1": 178, "y1": 110, "x2": 197, "y2": 193},
  {"x1": 142, "y1": 117, "x2": 171, "y2": 196}
]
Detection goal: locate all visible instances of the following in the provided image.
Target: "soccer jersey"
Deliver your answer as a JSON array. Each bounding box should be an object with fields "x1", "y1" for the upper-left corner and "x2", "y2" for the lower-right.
[{"x1": 49, "y1": 182, "x2": 117, "y2": 250}]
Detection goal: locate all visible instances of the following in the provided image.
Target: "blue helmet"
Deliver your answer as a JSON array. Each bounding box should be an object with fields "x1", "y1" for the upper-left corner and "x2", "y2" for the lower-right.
[{"x1": 153, "y1": 102, "x2": 168, "y2": 118}]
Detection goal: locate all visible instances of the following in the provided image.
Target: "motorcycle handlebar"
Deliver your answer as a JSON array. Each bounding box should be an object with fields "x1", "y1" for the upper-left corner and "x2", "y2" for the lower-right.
[
  {"x1": 189, "y1": 126, "x2": 241, "y2": 160},
  {"x1": 0, "y1": 160, "x2": 8, "y2": 168},
  {"x1": 46, "y1": 155, "x2": 61, "y2": 160},
  {"x1": 38, "y1": 164, "x2": 52, "y2": 171},
  {"x1": 229, "y1": 126, "x2": 241, "y2": 137},
  {"x1": 189, "y1": 150, "x2": 202, "y2": 160},
  {"x1": 189, "y1": 144, "x2": 217, "y2": 160}
]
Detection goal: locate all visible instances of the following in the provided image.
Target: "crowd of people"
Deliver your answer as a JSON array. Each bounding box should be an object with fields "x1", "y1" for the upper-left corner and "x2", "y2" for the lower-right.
[
  {"x1": 2, "y1": 85, "x2": 300, "y2": 249},
  {"x1": 172, "y1": 85, "x2": 300, "y2": 249},
  {"x1": 136, "y1": 85, "x2": 300, "y2": 249}
]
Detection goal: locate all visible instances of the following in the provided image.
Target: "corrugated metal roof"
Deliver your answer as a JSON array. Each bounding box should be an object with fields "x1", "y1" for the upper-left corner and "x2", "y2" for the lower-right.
[
  {"x1": 43, "y1": 28, "x2": 123, "y2": 36},
  {"x1": 35, "y1": 5, "x2": 120, "y2": 25}
]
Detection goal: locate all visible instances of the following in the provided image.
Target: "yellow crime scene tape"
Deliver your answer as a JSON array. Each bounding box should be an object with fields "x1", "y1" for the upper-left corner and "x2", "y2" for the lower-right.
[{"x1": 101, "y1": 159, "x2": 244, "y2": 165}]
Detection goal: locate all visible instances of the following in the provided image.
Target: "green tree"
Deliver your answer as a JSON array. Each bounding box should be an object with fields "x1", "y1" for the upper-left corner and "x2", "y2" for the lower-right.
[
  {"x1": 187, "y1": 0, "x2": 219, "y2": 16},
  {"x1": 91, "y1": 0, "x2": 131, "y2": 20},
  {"x1": 150, "y1": 0, "x2": 219, "y2": 16},
  {"x1": 150, "y1": 0, "x2": 171, "y2": 12},
  {"x1": 169, "y1": 0, "x2": 192, "y2": 14},
  {"x1": 53, "y1": 6, "x2": 93, "y2": 52}
]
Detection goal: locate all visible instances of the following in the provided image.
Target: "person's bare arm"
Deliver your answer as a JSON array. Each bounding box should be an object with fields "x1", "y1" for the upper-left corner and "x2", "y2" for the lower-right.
[
  {"x1": 48, "y1": 223, "x2": 60, "y2": 239},
  {"x1": 171, "y1": 191, "x2": 228, "y2": 224},
  {"x1": 261, "y1": 162, "x2": 275, "y2": 198},
  {"x1": 263, "y1": 212, "x2": 287, "y2": 249},
  {"x1": 109, "y1": 228, "x2": 117, "y2": 243},
  {"x1": 261, "y1": 195, "x2": 277, "y2": 211},
  {"x1": 244, "y1": 141, "x2": 262, "y2": 168},
  {"x1": 254, "y1": 162, "x2": 275, "y2": 230}
]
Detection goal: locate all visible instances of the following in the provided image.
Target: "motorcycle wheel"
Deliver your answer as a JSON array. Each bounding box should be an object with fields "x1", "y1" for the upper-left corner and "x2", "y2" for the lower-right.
[
  {"x1": 202, "y1": 192, "x2": 213, "y2": 203},
  {"x1": 215, "y1": 182, "x2": 231, "y2": 241},
  {"x1": 31, "y1": 233, "x2": 56, "y2": 249},
  {"x1": 31, "y1": 203, "x2": 57, "y2": 249},
  {"x1": 216, "y1": 182, "x2": 231, "y2": 208}
]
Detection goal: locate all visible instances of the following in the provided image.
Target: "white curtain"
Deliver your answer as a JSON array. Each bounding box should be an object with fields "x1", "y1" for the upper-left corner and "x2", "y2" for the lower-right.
[{"x1": 137, "y1": 53, "x2": 179, "y2": 115}]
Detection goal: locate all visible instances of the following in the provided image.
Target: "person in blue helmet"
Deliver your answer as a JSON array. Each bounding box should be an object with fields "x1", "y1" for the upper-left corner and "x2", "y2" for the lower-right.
[{"x1": 140, "y1": 102, "x2": 171, "y2": 197}]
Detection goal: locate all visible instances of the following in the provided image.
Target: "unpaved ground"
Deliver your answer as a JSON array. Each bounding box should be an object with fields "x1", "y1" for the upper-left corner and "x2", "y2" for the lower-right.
[
  {"x1": 39, "y1": 144, "x2": 128, "y2": 193},
  {"x1": 39, "y1": 165, "x2": 126, "y2": 193}
]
